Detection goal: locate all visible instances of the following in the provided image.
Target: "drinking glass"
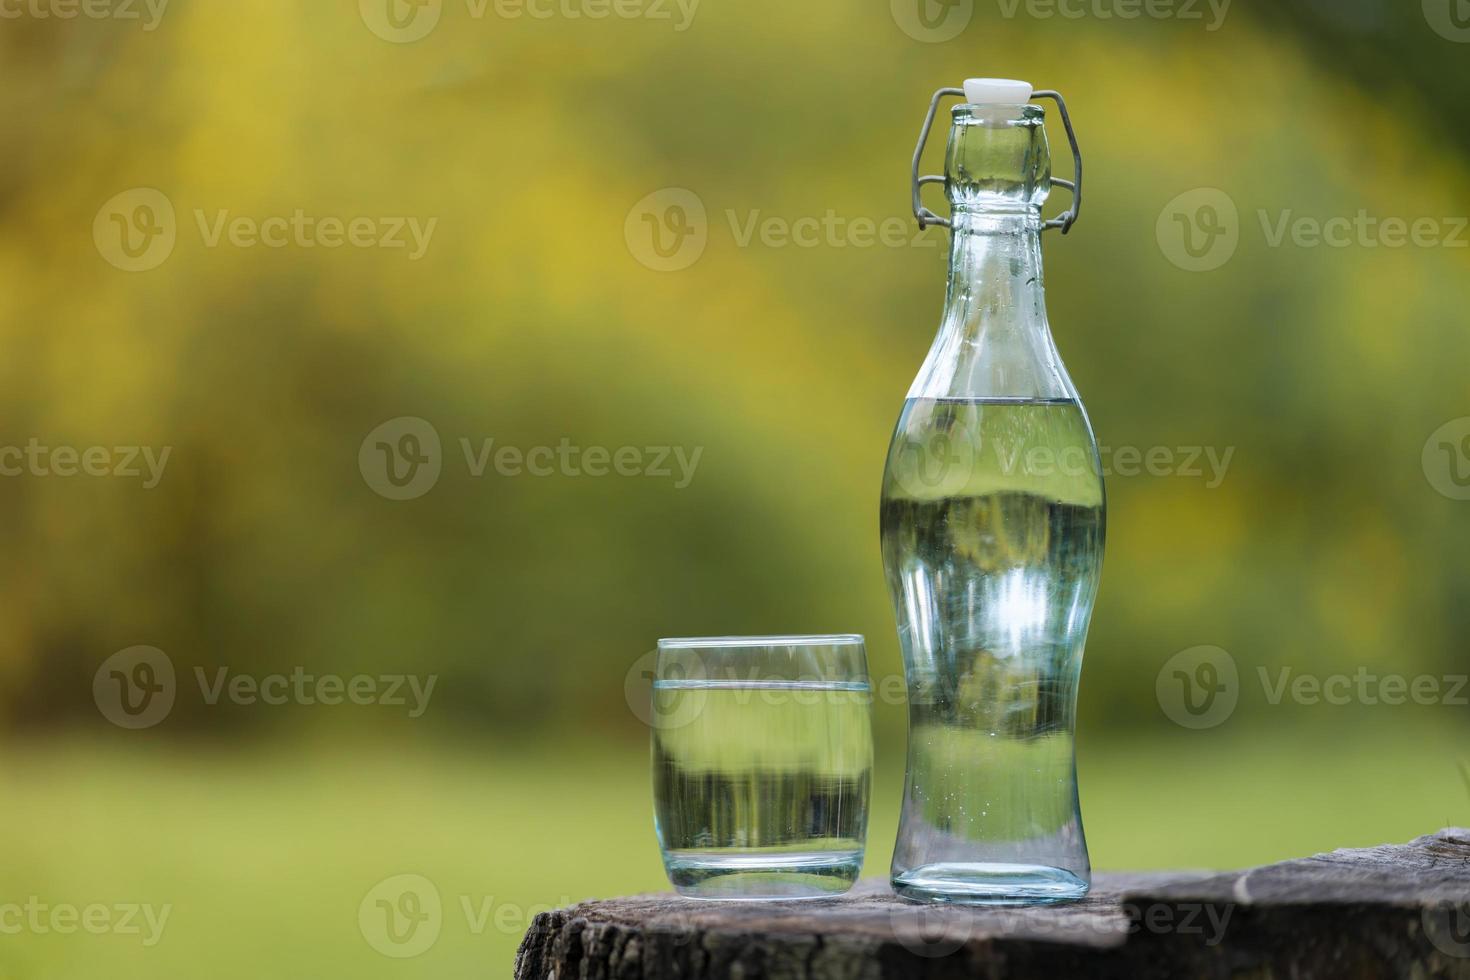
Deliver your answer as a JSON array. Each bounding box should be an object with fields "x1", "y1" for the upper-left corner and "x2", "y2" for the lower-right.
[{"x1": 650, "y1": 635, "x2": 873, "y2": 900}]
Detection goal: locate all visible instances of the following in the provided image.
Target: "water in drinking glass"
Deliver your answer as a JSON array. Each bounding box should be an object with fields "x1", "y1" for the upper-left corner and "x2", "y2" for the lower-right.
[{"x1": 651, "y1": 637, "x2": 873, "y2": 899}]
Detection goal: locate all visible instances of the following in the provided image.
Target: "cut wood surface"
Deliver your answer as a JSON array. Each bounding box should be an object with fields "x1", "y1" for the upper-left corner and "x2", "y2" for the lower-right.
[{"x1": 514, "y1": 828, "x2": 1470, "y2": 979}]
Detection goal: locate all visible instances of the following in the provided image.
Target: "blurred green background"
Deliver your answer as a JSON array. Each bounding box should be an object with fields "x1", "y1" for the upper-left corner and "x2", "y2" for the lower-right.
[{"x1": 3, "y1": 0, "x2": 1470, "y2": 976}]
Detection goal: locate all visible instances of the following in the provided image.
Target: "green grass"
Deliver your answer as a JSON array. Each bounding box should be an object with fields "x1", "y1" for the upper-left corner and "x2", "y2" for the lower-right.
[{"x1": 0, "y1": 722, "x2": 1463, "y2": 978}]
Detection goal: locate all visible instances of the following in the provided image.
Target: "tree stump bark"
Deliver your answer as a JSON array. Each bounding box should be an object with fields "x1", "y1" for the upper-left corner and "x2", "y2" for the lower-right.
[{"x1": 515, "y1": 828, "x2": 1470, "y2": 979}]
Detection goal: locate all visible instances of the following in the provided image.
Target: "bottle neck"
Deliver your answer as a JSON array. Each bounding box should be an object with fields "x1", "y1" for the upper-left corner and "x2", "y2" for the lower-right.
[
  {"x1": 942, "y1": 210, "x2": 1047, "y2": 331},
  {"x1": 908, "y1": 208, "x2": 1073, "y2": 401}
]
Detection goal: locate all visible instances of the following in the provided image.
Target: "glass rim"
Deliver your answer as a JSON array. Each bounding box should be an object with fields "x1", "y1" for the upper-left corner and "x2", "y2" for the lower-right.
[{"x1": 657, "y1": 634, "x2": 864, "y2": 650}]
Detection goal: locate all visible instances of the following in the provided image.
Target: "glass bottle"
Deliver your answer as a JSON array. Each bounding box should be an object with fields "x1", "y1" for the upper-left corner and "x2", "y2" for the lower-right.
[{"x1": 881, "y1": 79, "x2": 1104, "y2": 905}]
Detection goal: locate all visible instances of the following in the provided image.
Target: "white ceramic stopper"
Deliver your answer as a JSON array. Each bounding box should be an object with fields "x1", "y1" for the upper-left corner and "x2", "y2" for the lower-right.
[{"x1": 962, "y1": 78, "x2": 1033, "y2": 105}]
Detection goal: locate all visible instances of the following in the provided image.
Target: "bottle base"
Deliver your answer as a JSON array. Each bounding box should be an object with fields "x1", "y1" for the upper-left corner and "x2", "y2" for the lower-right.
[
  {"x1": 664, "y1": 848, "x2": 863, "y2": 900},
  {"x1": 891, "y1": 863, "x2": 1089, "y2": 906}
]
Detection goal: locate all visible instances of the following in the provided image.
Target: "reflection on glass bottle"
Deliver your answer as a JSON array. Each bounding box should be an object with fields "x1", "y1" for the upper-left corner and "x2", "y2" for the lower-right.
[{"x1": 882, "y1": 82, "x2": 1105, "y2": 905}]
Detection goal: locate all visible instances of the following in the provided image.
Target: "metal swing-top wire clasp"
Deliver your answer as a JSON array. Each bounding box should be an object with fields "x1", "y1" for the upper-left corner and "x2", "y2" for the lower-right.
[{"x1": 910, "y1": 79, "x2": 1083, "y2": 235}]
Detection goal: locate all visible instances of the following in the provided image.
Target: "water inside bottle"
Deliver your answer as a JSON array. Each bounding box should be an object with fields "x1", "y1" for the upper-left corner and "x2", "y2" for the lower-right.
[{"x1": 881, "y1": 396, "x2": 1105, "y2": 904}]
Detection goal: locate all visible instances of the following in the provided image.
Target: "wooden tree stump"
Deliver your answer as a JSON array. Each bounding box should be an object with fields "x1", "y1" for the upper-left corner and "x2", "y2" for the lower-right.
[{"x1": 515, "y1": 828, "x2": 1470, "y2": 979}]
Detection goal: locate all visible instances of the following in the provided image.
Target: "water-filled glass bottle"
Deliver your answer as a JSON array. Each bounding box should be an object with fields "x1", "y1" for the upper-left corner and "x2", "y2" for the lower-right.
[{"x1": 881, "y1": 78, "x2": 1104, "y2": 905}]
